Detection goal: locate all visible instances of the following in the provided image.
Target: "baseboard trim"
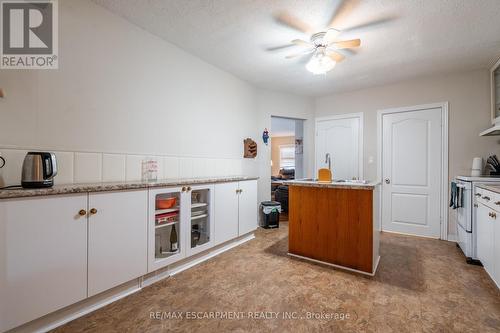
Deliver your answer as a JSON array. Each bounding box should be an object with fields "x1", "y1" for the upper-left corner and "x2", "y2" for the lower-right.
[
  {"x1": 381, "y1": 230, "x2": 441, "y2": 240},
  {"x1": 287, "y1": 253, "x2": 379, "y2": 277}
]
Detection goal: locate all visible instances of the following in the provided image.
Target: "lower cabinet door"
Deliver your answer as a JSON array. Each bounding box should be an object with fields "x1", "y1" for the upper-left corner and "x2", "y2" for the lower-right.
[
  {"x1": 477, "y1": 203, "x2": 494, "y2": 275},
  {"x1": 0, "y1": 195, "x2": 88, "y2": 332},
  {"x1": 238, "y1": 180, "x2": 258, "y2": 236},
  {"x1": 88, "y1": 190, "x2": 148, "y2": 297},
  {"x1": 494, "y1": 209, "x2": 500, "y2": 287},
  {"x1": 214, "y1": 182, "x2": 239, "y2": 245}
]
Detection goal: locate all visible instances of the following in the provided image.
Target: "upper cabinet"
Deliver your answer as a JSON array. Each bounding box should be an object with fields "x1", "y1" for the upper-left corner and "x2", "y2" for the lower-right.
[{"x1": 491, "y1": 57, "x2": 500, "y2": 123}]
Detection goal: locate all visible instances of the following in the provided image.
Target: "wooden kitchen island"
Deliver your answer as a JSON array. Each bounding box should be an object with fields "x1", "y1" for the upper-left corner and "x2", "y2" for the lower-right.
[{"x1": 286, "y1": 180, "x2": 381, "y2": 275}]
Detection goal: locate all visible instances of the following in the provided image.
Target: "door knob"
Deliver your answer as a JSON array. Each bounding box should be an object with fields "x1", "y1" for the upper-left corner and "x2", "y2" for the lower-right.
[{"x1": 385, "y1": 178, "x2": 391, "y2": 184}]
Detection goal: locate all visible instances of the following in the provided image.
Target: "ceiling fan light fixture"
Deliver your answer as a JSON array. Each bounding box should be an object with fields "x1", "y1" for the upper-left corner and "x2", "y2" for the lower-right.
[{"x1": 306, "y1": 52, "x2": 336, "y2": 75}]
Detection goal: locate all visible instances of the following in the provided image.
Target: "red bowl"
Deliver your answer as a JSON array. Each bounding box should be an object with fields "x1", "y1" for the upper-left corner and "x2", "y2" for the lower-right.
[{"x1": 156, "y1": 197, "x2": 176, "y2": 209}]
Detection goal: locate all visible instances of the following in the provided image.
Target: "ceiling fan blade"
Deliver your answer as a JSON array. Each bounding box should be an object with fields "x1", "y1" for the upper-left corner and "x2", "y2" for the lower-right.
[
  {"x1": 332, "y1": 39, "x2": 361, "y2": 49},
  {"x1": 327, "y1": 51, "x2": 345, "y2": 63},
  {"x1": 327, "y1": 0, "x2": 360, "y2": 29},
  {"x1": 291, "y1": 39, "x2": 313, "y2": 48},
  {"x1": 274, "y1": 12, "x2": 313, "y2": 34},
  {"x1": 323, "y1": 28, "x2": 340, "y2": 45},
  {"x1": 342, "y1": 15, "x2": 398, "y2": 33},
  {"x1": 285, "y1": 49, "x2": 315, "y2": 59},
  {"x1": 266, "y1": 44, "x2": 296, "y2": 51}
]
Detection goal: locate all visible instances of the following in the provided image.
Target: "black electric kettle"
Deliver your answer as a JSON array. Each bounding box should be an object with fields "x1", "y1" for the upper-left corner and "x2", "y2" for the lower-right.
[{"x1": 21, "y1": 152, "x2": 58, "y2": 188}]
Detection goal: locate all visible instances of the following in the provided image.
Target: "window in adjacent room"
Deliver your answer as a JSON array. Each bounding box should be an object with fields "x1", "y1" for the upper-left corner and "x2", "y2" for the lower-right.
[{"x1": 279, "y1": 144, "x2": 295, "y2": 169}]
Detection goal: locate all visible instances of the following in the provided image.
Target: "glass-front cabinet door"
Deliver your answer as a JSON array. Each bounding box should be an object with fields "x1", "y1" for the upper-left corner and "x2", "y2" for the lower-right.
[
  {"x1": 148, "y1": 187, "x2": 186, "y2": 272},
  {"x1": 186, "y1": 184, "x2": 214, "y2": 256}
]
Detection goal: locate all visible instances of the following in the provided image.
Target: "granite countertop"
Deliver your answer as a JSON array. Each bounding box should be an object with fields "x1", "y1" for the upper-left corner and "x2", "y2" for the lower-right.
[
  {"x1": 476, "y1": 184, "x2": 500, "y2": 195},
  {"x1": 0, "y1": 176, "x2": 259, "y2": 199},
  {"x1": 284, "y1": 179, "x2": 380, "y2": 190}
]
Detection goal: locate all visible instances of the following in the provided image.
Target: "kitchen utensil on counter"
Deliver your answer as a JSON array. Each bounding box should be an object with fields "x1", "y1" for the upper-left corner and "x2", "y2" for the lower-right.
[
  {"x1": 318, "y1": 168, "x2": 332, "y2": 182},
  {"x1": 486, "y1": 154, "x2": 500, "y2": 175},
  {"x1": 156, "y1": 197, "x2": 176, "y2": 209},
  {"x1": 471, "y1": 157, "x2": 483, "y2": 176},
  {"x1": 21, "y1": 152, "x2": 57, "y2": 188}
]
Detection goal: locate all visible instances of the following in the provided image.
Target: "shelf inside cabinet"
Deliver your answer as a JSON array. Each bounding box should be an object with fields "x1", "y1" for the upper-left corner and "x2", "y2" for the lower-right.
[
  {"x1": 156, "y1": 249, "x2": 180, "y2": 259},
  {"x1": 155, "y1": 221, "x2": 179, "y2": 229},
  {"x1": 191, "y1": 202, "x2": 208, "y2": 209},
  {"x1": 156, "y1": 207, "x2": 180, "y2": 215},
  {"x1": 191, "y1": 213, "x2": 208, "y2": 221}
]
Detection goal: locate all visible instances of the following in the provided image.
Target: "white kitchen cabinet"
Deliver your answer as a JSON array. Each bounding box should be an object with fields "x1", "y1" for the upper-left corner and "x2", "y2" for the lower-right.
[
  {"x1": 494, "y1": 206, "x2": 500, "y2": 286},
  {"x1": 214, "y1": 180, "x2": 258, "y2": 245},
  {"x1": 477, "y1": 202, "x2": 494, "y2": 274},
  {"x1": 0, "y1": 195, "x2": 88, "y2": 332},
  {"x1": 187, "y1": 184, "x2": 215, "y2": 256},
  {"x1": 214, "y1": 182, "x2": 239, "y2": 245},
  {"x1": 148, "y1": 187, "x2": 187, "y2": 272},
  {"x1": 88, "y1": 190, "x2": 148, "y2": 297},
  {"x1": 238, "y1": 180, "x2": 258, "y2": 236}
]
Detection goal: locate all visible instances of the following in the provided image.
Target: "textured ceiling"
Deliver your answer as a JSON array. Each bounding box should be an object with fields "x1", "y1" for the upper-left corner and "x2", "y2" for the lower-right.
[{"x1": 92, "y1": 0, "x2": 500, "y2": 96}]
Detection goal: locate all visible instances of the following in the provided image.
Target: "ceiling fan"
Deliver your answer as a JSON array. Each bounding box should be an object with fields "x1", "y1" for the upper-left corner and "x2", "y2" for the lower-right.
[{"x1": 272, "y1": 1, "x2": 364, "y2": 75}]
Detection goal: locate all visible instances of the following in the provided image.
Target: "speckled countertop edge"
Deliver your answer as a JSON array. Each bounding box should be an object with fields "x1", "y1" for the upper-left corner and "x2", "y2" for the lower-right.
[
  {"x1": 284, "y1": 180, "x2": 380, "y2": 190},
  {"x1": 476, "y1": 184, "x2": 500, "y2": 195},
  {"x1": 0, "y1": 176, "x2": 259, "y2": 199}
]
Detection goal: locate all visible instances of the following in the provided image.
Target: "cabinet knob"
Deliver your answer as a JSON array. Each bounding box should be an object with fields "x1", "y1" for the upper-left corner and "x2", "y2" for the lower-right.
[
  {"x1": 187, "y1": 186, "x2": 192, "y2": 191},
  {"x1": 483, "y1": 196, "x2": 491, "y2": 201},
  {"x1": 181, "y1": 186, "x2": 186, "y2": 192},
  {"x1": 489, "y1": 212, "x2": 497, "y2": 219},
  {"x1": 78, "y1": 209, "x2": 87, "y2": 216},
  {"x1": 90, "y1": 208, "x2": 98, "y2": 215},
  {"x1": 495, "y1": 201, "x2": 500, "y2": 206},
  {"x1": 475, "y1": 193, "x2": 481, "y2": 197}
]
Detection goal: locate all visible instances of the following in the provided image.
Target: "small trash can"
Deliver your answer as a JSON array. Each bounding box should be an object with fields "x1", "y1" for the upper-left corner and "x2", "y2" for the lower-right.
[{"x1": 260, "y1": 201, "x2": 281, "y2": 229}]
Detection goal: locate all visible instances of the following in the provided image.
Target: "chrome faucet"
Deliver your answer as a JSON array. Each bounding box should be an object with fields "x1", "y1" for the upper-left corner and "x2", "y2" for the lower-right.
[{"x1": 325, "y1": 153, "x2": 331, "y2": 171}]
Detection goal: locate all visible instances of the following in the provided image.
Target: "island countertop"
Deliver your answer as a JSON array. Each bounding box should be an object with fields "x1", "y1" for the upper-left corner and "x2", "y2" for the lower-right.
[
  {"x1": 284, "y1": 179, "x2": 380, "y2": 190},
  {"x1": 0, "y1": 176, "x2": 259, "y2": 199}
]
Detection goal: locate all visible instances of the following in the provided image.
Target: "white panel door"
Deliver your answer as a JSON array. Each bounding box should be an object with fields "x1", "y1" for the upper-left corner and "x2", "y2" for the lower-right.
[
  {"x1": 316, "y1": 116, "x2": 360, "y2": 180},
  {"x1": 382, "y1": 108, "x2": 442, "y2": 237},
  {"x1": 88, "y1": 190, "x2": 148, "y2": 296},
  {"x1": 0, "y1": 195, "x2": 88, "y2": 332},
  {"x1": 214, "y1": 182, "x2": 239, "y2": 245},
  {"x1": 238, "y1": 180, "x2": 258, "y2": 236}
]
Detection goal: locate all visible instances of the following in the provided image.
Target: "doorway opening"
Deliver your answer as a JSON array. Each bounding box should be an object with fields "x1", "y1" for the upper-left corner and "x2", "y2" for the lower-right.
[{"x1": 270, "y1": 116, "x2": 305, "y2": 219}]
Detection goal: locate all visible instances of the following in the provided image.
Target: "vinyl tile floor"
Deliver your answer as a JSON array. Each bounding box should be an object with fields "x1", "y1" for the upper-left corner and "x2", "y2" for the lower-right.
[{"x1": 54, "y1": 222, "x2": 500, "y2": 333}]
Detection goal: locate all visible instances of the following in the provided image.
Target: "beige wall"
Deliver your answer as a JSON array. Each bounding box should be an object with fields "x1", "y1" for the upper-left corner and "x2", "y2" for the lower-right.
[
  {"x1": 270, "y1": 136, "x2": 294, "y2": 176},
  {"x1": 315, "y1": 69, "x2": 500, "y2": 237}
]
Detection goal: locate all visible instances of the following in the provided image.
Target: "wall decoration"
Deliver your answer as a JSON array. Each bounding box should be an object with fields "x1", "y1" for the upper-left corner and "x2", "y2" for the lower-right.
[
  {"x1": 244, "y1": 138, "x2": 257, "y2": 158},
  {"x1": 262, "y1": 128, "x2": 269, "y2": 145},
  {"x1": 295, "y1": 138, "x2": 303, "y2": 154}
]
